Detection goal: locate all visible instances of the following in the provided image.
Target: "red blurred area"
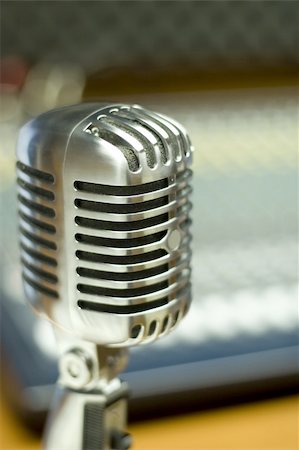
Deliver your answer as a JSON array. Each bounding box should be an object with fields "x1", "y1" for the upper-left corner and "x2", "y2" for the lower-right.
[{"x1": 0, "y1": 56, "x2": 29, "y2": 92}]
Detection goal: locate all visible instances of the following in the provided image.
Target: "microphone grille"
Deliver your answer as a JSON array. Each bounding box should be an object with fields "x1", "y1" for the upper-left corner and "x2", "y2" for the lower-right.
[
  {"x1": 74, "y1": 169, "x2": 192, "y2": 344},
  {"x1": 16, "y1": 161, "x2": 59, "y2": 299},
  {"x1": 16, "y1": 103, "x2": 193, "y2": 346},
  {"x1": 84, "y1": 105, "x2": 192, "y2": 172}
]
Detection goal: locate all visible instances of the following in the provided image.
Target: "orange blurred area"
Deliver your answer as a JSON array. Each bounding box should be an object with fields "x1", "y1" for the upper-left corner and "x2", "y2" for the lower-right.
[{"x1": 1, "y1": 394, "x2": 298, "y2": 450}]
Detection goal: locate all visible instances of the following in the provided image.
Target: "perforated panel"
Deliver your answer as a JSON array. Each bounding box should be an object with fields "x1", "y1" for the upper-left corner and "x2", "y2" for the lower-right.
[{"x1": 2, "y1": 2, "x2": 298, "y2": 74}]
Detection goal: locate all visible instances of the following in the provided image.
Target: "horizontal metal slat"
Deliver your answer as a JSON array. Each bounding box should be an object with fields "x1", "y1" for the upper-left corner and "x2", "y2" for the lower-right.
[
  {"x1": 18, "y1": 203, "x2": 56, "y2": 228},
  {"x1": 74, "y1": 215, "x2": 179, "y2": 236},
  {"x1": 75, "y1": 251, "x2": 188, "y2": 273},
  {"x1": 75, "y1": 230, "x2": 166, "y2": 249},
  {"x1": 21, "y1": 258, "x2": 58, "y2": 284},
  {"x1": 76, "y1": 262, "x2": 189, "y2": 289},
  {"x1": 73, "y1": 235, "x2": 189, "y2": 258},
  {"x1": 20, "y1": 234, "x2": 57, "y2": 260},
  {"x1": 18, "y1": 194, "x2": 55, "y2": 218},
  {"x1": 73, "y1": 174, "x2": 190, "y2": 205},
  {"x1": 74, "y1": 213, "x2": 169, "y2": 231},
  {"x1": 21, "y1": 249, "x2": 58, "y2": 275},
  {"x1": 77, "y1": 280, "x2": 169, "y2": 298},
  {"x1": 75, "y1": 248, "x2": 167, "y2": 266},
  {"x1": 76, "y1": 263, "x2": 169, "y2": 281},
  {"x1": 19, "y1": 226, "x2": 57, "y2": 250},
  {"x1": 74, "y1": 201, "x2": 175, "y2": 222},
  {"x1": 22, "y1": 272, "x2": 58, "y2": 298},
  {"x1": 73, "y1": 182, "x2": 175, "y2": 203},
  {"x1": 16, "y1": 161, "x2": 55, "y2": 184},
  {"x1": 17, "y1": 177, "x2": 55, "y2": 201},
  {"x1": 74, "y1": 195, "x2": 168, "y2": 214},
  {"x1": 133, "y1": 109, "x2": 182, "y2": 161},
  {"x1": 19, "y1": 218, "x2": 57, "y2": 246},
  {"x1": 78, "y1": 297, "x2": 168, "y2": 314},
  {"x1": 18, "y1": 210, "x2": 56, "y2": 235},
  {"x1": 74, "y1": 178, "x2": 168, "y2": 196},
  {"x1": 77, "y1": 275, "x2": 189, "y2": 305},
  {"x1": 75, "y1": 238, "x2": 167, "y2": 256}
]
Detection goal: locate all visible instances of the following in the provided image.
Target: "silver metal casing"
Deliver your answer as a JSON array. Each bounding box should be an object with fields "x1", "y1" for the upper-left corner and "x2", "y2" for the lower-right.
[{"x1": 16, "y1": 103, "x2": 192, "y2": 346}]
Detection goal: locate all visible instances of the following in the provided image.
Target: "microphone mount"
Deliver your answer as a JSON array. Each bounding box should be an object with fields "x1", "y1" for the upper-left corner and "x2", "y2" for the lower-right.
[{"x1": 45, "y1": 330, "x2": 131, "y2": 450}]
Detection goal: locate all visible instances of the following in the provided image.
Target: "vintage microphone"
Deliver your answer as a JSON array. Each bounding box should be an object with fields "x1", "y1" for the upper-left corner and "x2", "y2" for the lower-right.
[{"x1": 16, "y1": 103, "x2": 193, "y2": 450}]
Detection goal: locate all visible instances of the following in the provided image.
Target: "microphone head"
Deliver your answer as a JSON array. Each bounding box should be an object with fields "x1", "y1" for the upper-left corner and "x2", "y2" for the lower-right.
[{"x1": 16, "y1": 103, "x2": 193, "y2": 346}]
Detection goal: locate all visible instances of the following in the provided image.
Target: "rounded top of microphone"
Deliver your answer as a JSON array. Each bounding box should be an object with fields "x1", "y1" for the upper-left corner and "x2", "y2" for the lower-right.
[{"x1": 82, "y1": 104, "x2": 192, "y2": 173}]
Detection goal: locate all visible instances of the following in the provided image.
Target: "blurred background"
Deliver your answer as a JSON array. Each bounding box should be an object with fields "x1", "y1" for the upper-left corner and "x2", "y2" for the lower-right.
[{"x1": 0, "y1": 1, "x2": 298, "y2": 449}]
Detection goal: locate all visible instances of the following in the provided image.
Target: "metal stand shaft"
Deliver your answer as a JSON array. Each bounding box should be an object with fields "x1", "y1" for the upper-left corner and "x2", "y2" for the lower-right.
[{"x1": 43, "y1": 331, "x2": 131, "y2": 450}]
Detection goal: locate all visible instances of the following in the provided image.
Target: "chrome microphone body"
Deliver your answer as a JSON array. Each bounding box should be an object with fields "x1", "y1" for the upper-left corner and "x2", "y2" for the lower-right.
[{"x1": 16, "y1": 103, "x2": 193, "y2": 450}]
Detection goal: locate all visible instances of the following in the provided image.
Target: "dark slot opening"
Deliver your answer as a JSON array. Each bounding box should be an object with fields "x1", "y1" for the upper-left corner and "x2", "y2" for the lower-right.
[
  {"x1": 148, "y1": 320, "x2": 157, "y2": 335},
  {"x1": 20, "y1": 227, "x2": 57, "y2": 250},
  {"x1": 18, "y1": 194, "x2": 55, "y2": 218},
  {"x1": 18, "y1": 211, "x2": 56, "y2": 234},
  {"x1": 20, "y1": 243, "x2": 57, "y2": 267},
  {"x1": 75, "y1": 213, "x2": 168, "y2": 231},
  {"x1": 23, "y1": 273, "x2": 58, "y2": 298},
  {"x1": 16, "y1": 161, "x2": 54, "y2": 184},
  {"x1": 161, "y1": 316, "x2": 170, "y2": 332},
  {"x1": 75, "y1": 230, "x2": 166, "y2": 248},
  {"x1": 17, "y1": 178, "x2": 55, "y2": 201},
  {"x1": 130, "y1": 324, "x2": 142, "y2": 338},
  {"x1": 77, "y1": 280, "x2": 169, "y2": 297},
  {"x1": 76, "y1": 263, "x2": 169, "y2": 281},
  {"x1": 74, "y1": 195, "x2": 168, "y2": 214},
  {"x1": 74, "y1": 178, "x2": 168, "y2": 196},
  {"x1": 76, "y1": 248, "x2": 167, "y2": 265},
  {"x1": 78, "y1": 297, "x2": 168, "y2": 314},
  {"x1": 22, "y1": 258, "x2": 58, "y2": 284}
]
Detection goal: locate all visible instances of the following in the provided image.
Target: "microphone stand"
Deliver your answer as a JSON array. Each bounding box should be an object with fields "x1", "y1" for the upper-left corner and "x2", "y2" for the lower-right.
[{"x1": 44, "y1": 330, "x2": 131, "y2": 450}]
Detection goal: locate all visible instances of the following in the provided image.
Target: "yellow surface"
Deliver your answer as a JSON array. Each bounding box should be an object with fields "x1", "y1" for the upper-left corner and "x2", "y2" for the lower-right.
[{"x1": 0, "y1": 395, "x2": 298, "y2": 450}]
